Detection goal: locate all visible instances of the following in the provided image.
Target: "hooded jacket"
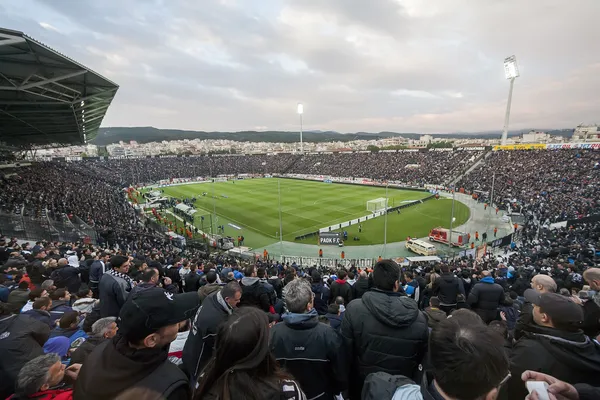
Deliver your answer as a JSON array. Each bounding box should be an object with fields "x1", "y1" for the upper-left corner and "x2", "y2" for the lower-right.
[
  {"x1": 508, "y1": 324, "x2": 600, "y2": 399},
  {"x1": 51, "y1": 264, "x2": 81, "y2": 294},
  {"x1": 270, "y1": 309, "x2": 348, "y2": 400},
  {"x1": 352, "y1": 276, "x2": 370, "y2": 299},
  {"x1": 467, "y1": 276, "x2": 505, "y2": 323},
  {"x1": 48, "y1": 300, "x2": 73, "y2": 325},
  {"x1": 182, "y1": 291, "x2": 233, "y2": 379},
  {"x1": 239, "y1": 277, "x2": 270, "y2": 312},
  {"x1": 197, "y1": 282, "x2": 221, "y2": 302},
  {"x1": 0, "y1": 314, "x2": 50, "y2": 400},
  {"x1": 341, "y1": 289, "x2": 428, "y2": 400},
  {"x1": 432, "y1": 273, "x2": 461, "y2": 306},
  {"x1": 73, "y1": 335, "x2": 189, "y2": 400},
  {"x1": 330, "y1": 278, "x2": 353, "y2": 305},
  {"x1": 311, "y1": 282, "x2": 331, "y2": 315},
  {"x1": 22, "y1": 309, "x2": 54, "y2": 328}
]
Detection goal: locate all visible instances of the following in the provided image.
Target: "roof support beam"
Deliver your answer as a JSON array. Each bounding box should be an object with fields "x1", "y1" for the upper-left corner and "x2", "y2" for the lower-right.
[{"x1": 20, "y1": 70, "x2": 87, "y2": 90}]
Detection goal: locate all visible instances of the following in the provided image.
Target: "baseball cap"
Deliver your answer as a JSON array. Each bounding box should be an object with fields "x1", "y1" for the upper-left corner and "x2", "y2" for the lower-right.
[
  {"x1": 118, "y1": 288, "x2": 200, "y2": 340},
  {"x1": 524, "y1": 289, "x2": 583, "y2": 329}
]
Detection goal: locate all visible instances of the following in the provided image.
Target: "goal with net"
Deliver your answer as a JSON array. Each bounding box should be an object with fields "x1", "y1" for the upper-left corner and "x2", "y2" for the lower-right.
[{"x1": 366, "y1": 198, "x2": 388, "y2": 213}]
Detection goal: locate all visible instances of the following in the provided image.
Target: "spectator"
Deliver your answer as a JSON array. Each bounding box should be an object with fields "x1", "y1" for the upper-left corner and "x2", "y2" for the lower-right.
[
  {"x1": 424, "y1": 297, "x2": 447, "y2": 329},
  {"x1": 183, "y1": 264, "x2": 201, "y2": 292},
  {"x1": 0, "y1": 274, "x2": 9, "y2": 303},
  {"x1": 581, "y1": 267, "x2": 600, "y2": 338},
  {"x1": 70, "y1": 317, "x2": 118, "y2": 365},
  {"x1": 0, "y1": 303, "x2": 51, "y2": 399},
  {"x1": 22, "y1": 296, "x2": 54, "y2": 328},
  {"x1": 404, "y1": 271, "x2": 421, "y2": 305},
  {"x1": 257, "y1": 267, "x2": 276, "y2": 307},
  {"x1": 310, "y1": 270, "x2": 330, "y2": 315},
  {"x1": 239, "y1": 265, "x2": 270, "y2": 312},
  {"x1": 48, "y1": 288, "x2": 73, "y2": 325},
  {"x1": 51, "y1": 258, "x2": 81, "y2": 294},
  {"x1": 183, "y1": 281, "x2": 242, "y2": 380},
  {"x1": 98, "y1": 255, "x2": 133, "y2": 317},
  {"x1": 89, "y1": 252, "x2": 110, "y2": 296},
  {"x1": 516, "y1": 274, "x2": 557, "y2": 339},
  {"x1": 20, "y1": 287, "x2": 48, "y2": 313},
  {"x1": 197, "y1": 270, "x2": 221, "y2": 301},
  {"x1": 433, "y1": 265, "x2": 463, "y2": 314},
  {"x1": 325, "y1": 303, "x2": 343, "y2": 330},
  {"x1": 73, "y1": 287, "x2": 199, "y2": 399},
  {"x1": 267, "y1": 267, "x2": 283, "y2": 300},
  {"x1": 27, "y1": 249, "x2": 47, "y2": 287},
  {"x1": 507, "y1": 291, "x2": 600, "y2": 399},
  {"x1": 341, "y1": 259, "x2": 428, "y2": 400},
  {"x1": 49, "y1": 312, "x2": 87, "y2": 346},
  {"x1": 330, "y1": 269, "x2": 353, "y2": 306},
  {"x1": 421, "y1": 317, "x2": 510, "y2": 399},
  {"x1": 353, "y1": 270, "x2": 370, "y2": 299},
  {"x1": 8, "y1": 353, "x2": 82, "y2": 400},
  {"x1": 7, "y1": 281, "x2": 30, "y2": 313},
  {"x1": 467, "y1": 270, "x2": 505, "y2": 323},
  {"x1": 194, "y1": 307, "x2": 306, "y2": 400},
  {"x1": 271, "y1": 278, "x2": 348, "y2": 399},
  {"x1": 130, "y1": 267, "x2": 176, "y2": 296}
]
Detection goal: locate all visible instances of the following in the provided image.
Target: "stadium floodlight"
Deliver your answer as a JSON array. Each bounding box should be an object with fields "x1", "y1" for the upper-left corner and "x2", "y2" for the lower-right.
[
  {"x1": 297, "y1": 103, "x2": 304, "y2": 153},
  {"x1": 501, "y1": 55, "x2": 519, "y2": 145}
]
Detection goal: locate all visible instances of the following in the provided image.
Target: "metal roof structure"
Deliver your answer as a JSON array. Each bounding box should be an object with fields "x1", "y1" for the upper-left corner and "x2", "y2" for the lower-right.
[{"x1": 0, "y1": 27, "x2": 119, "y2": 147}]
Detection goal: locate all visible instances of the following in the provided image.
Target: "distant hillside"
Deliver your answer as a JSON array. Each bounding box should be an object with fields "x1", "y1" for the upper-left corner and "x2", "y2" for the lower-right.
[{"x1": 93, "y1": 127, "x2": 574, "y2": 146}]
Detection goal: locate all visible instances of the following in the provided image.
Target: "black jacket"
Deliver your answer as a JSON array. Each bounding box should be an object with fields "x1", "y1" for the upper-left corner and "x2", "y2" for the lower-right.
[
  {"x1": 268, "y1": 276, "x2": 283, "y2": 299},
  {"x1": 508, "y1": 324, "x2": 600, "y2": 399},
  {"x1": 311, "y1": 282, "x2": 330, "y2": 315},
  {"x1": 184, "y1": 273, "x2": 201, "y2": 293},
  {"x1": 340, "y1": 289, "x2": 428, "y2": 400},
  {"x1": 466, "y1": 278, "x2": 505, "y2": 323},
  {"x1": 352, "y1": 277, "x2": 370, "y2": 299},
  {"x1": 582, "y1": 298, "x2": 600, "y2": 338},
  {"x1": 98, "y1": 273, "x2": 131, "y2": 318},
  {"x1": 270, "y1": 309, "x2": 348, "y2": 399},
  {"x1": 239, "y1": 277, "x2": 270, "y2": 312},
  {"x1": 330, "y1": 279, "x2": 353, "y2": 305},
  {"x1": 52, "y1": 264, "x2": 81, "y2": 293},
  {"x1": 0, "y1": 314, "x2": 50, "y2": 399},
  {"x1": 74, "y1": 335, "x2": 189, "y2": 400},
  {"x1": 26, "y1": 260, "x2": 46, "y2": 285},
  {"x1": 182, "y1": 291, "x2": 232, "y2": 379},
  {"x1": 432, "y1": 273, "x2": 461, "y2": 306},
  {"x1": 70, "y1": 336, "x2": 106, "y2": 365},
  {"x1": 21, "y1": 309, "x2": 54, "y2": 328},
  {"x1": 89, "y1": 260, "x2": 105, "y2": 283}
]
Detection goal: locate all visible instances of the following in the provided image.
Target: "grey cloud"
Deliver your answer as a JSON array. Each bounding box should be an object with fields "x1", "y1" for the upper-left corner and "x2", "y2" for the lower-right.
[{"x1": 1, "y1": 0, "x2": 598, "y2": 133}]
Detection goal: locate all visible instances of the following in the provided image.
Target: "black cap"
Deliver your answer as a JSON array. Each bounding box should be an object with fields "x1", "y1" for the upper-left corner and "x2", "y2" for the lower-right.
[
  {"x1": 118, "y1": 288, "x2": 200, "y2": 340},
  {"x1": 524, "y1": 289, "x2": 583, "y2": 329}
]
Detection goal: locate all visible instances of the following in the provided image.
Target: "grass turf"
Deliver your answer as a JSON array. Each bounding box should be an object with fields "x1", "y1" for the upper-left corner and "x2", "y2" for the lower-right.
[{"x1": 150, "y1": 178, "x2": 470, "y2": 249}]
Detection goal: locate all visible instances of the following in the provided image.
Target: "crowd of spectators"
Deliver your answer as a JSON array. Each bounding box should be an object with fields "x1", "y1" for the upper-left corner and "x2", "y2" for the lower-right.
[
  {"x1": 457, "y1": 149, "x2": 600, "y2": 222},
  {"x1": 0, "y1": 209, "x2": 599, "y2": 399}
]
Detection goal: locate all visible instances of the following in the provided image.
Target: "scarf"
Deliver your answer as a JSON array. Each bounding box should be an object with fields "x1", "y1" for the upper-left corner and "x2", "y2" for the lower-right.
[{"x1": 108, "y1": 269, "x2": 134, "y2": 288}]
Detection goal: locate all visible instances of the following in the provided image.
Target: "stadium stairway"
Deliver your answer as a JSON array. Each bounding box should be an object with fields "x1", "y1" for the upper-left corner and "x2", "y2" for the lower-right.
[
  {"x1": 280, "y1": 155, "x2": 302, "y2": 174},
  {"x1": 448, "y1": 148, "x2": 491, "y2": 187}
]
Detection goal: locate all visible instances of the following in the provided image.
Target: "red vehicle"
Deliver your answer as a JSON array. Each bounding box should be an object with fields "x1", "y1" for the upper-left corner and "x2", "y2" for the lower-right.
[{"x1": 429, "y1": 227, "x2": 469, "y2": 247}]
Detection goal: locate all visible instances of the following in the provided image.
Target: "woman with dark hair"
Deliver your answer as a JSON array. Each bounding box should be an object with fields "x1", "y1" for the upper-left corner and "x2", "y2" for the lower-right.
[{"x1": 194, "y1": 307, "x2": 306, "y2": 400}]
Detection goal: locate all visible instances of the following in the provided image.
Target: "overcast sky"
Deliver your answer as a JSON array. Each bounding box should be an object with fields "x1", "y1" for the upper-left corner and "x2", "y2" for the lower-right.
[{"x1": 1, "y1": 0, "x2": 598, "y2": 133}]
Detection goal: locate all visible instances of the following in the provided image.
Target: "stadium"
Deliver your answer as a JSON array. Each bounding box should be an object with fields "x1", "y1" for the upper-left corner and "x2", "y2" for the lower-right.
[{"x1": 1, "y1": 14, "x2": 600, "y2": 400}]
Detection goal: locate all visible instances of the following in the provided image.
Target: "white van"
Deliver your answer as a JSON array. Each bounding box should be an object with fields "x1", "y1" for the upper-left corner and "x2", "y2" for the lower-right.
[{"x1": 405, "y1": 239, "x2": 437, "y2": 256}]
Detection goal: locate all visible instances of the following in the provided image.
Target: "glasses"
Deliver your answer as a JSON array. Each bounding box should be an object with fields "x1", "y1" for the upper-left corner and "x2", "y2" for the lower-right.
[{"x1": 498, "y1": 372, "x2": 511, "y2": 388}]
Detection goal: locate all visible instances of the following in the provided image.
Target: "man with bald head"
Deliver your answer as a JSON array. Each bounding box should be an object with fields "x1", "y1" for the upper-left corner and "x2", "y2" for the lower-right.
[
  {"x1": 516, "y1": 273, "x2": 557, "y2": 339},
  {"x1": 581, "y1": 268, "x2": 600, "y2": 337},
  {"x1": 51, "y1": 257, "x2": 81, "y2": 294},
  {"x1": 467, "y1": 270, "x2": 505, "y2": 323},
  {"x1": 352, "y1": 270, "x2": 370, "y2": 299}
]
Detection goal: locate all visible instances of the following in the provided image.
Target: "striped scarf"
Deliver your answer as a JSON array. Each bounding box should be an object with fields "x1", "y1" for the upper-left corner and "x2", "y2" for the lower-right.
[{"x1": 107, "y1": 269, "x2": 134, "y2": 288}]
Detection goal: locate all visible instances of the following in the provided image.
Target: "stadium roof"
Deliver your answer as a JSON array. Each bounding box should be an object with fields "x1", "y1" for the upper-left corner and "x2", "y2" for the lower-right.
[{"x1": 0, "y1": 27, "x2": 118, "y2": 147}]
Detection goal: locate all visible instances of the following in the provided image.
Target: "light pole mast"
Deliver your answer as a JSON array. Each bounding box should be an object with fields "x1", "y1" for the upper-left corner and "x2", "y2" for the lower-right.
[
  {"x1": 297, "y1": 103, "x2": 304, "y2": 153},
  {"x1": 501, "y1": 55, "x2": 520, "y2": 145}
]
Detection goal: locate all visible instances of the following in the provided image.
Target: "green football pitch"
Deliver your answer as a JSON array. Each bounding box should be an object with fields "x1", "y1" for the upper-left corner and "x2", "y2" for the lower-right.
[{"x1": 151, "y1": 179, "x2": 470, "y2": 249}]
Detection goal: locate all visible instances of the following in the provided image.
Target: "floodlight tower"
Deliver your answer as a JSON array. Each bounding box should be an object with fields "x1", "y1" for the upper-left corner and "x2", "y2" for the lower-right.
[
  {"x1": 501, "y1": 55, "x2": 520, "y2": 145},
  {"x1": 297, "y1": 103, "x2": 304, "y2": 153}
]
